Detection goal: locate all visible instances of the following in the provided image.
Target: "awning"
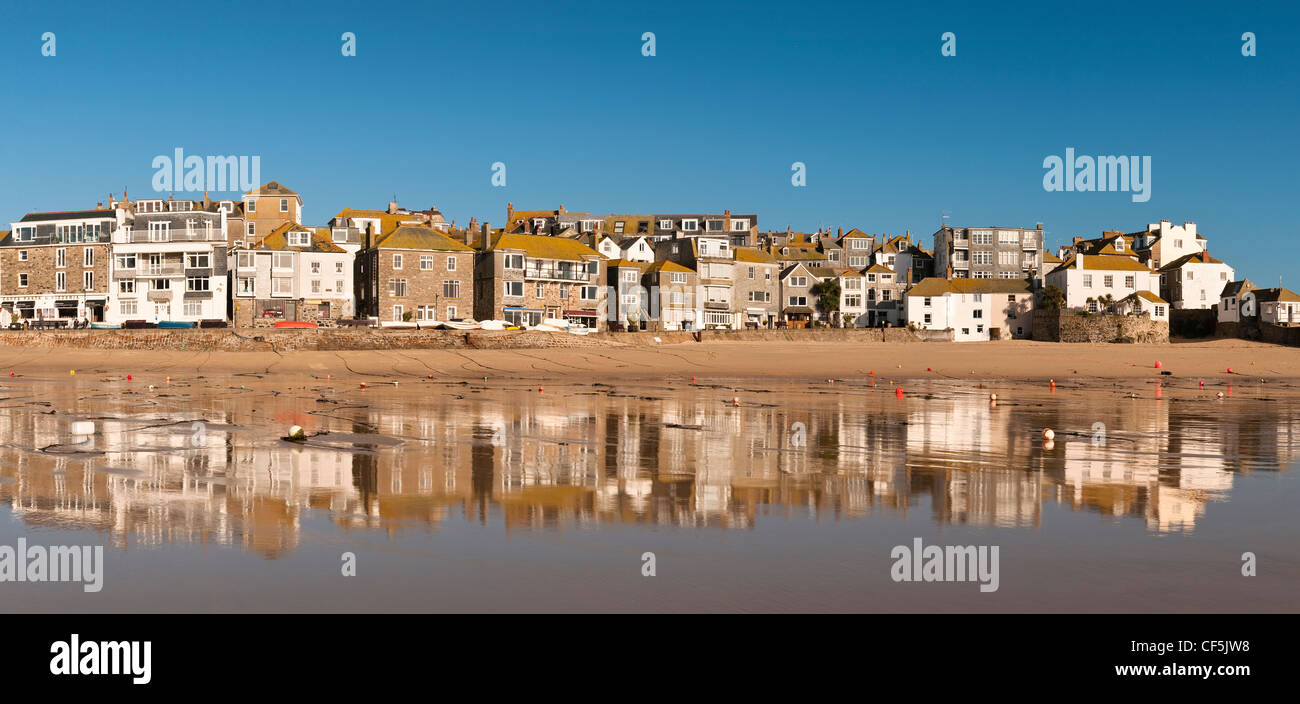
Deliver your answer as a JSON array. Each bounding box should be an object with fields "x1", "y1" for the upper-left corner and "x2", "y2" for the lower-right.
[
  {"x1": 564, "y1": 309, "x2": 598, "y2": 317},
  {"x1": 504, "y1": 307, "x2": 544, "y2": 312},
  {"x1": 784, "y1": 306, "x2": 814, "y2": 314}
]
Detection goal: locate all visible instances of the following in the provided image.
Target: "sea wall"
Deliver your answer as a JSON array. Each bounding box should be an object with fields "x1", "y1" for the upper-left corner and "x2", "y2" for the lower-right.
[{"x1": 1032, "y1": 310, "x2": 1169, "y2": 343}]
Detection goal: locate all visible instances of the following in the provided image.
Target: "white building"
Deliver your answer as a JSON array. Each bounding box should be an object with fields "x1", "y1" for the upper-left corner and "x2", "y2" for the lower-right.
[
  {"x1": 906, "y1": 277, "x2": 1035, "y2": 341},
  {"x1": 1114, "y1": 290, "x2": 1169, "y2": 322},
  {"x1": 231, "y1": 223, "x2": 355, "y2": 325},
  {"x1": 1045, "y1": 253, "x2": 1160, "y2": 313},
  {"x1": 1244, "y1": 288, "x2": 1300, "y2": 325},
  {"x1": 1158, "y1": 251, "x2": 1235, "y2": 309},
  {"x1": 1217, "y1": 280, "x2": 1256, "y2": 323},
  {"x1": 106, "y1": 198, "x2": 228, "y2": 325}
]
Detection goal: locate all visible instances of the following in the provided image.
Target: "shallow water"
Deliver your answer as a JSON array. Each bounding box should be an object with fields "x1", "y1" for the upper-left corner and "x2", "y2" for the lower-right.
[{"x1": 0, "y1": 372, "x2": 1296, "y2": 612}]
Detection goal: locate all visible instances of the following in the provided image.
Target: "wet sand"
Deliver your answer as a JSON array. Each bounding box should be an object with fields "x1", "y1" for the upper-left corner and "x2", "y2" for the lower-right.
[{"x1": 0, "y1": 338, "x2": 1296, "y2": 385}]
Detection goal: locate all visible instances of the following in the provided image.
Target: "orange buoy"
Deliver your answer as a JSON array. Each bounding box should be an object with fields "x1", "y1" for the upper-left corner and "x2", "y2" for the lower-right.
[
  {"x1": 360, "y1": 383, "x2": 366, "y2": 389},
  {"x1": 1049, "y1": 379, "x2": 1055, "y2": 390},
  {"x1": 732, "y1": 396, "x2": 739, "y2": 406},
  {"x1": 1154, "y1": 361, "x2": 1162, "y2": 369},
  {"x1": 692, "y1": 376, "x2": 696, "y2": 384},
  {"x1": 895, "y1": 387, "x2": 904, "y2": 398},
  {"x1": 1226, "y1": 367, "x2": 1233, "y2": 374},
  {"x1": 126, "y1": 374, "x2": 132, "y2": 381}
]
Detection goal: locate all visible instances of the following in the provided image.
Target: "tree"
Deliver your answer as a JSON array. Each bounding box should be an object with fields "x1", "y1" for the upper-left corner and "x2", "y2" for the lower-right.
[
  {"x1": 811, "y1": 279, "x2": 841, "y2": 324},
  {"x1": 1040, "y1": 285, "x2": 1065, "y2": 309},
  {"x1": 1098, "y1": 293, "x2": 1115, "y2": 312}
]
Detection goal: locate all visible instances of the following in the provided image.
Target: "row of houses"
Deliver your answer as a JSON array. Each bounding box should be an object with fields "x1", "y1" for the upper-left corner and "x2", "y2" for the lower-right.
[{"x1": 1, "y1": 183, "x2": 1290, "y2": 334}]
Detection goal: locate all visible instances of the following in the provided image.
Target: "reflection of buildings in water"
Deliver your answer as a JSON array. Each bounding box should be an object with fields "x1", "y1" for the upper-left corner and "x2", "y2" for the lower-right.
[{"x1": 0, "y1": 384, "x2": 1296, "y2": 550}]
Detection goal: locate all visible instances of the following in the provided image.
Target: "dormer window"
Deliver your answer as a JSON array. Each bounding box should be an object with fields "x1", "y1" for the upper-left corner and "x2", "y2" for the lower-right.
[
  {"x1": 681, "y1": 219, "x2": 698, "y2": 231},
  {"x1": 707, "y1": 219, "x2": 723, "y2": 231},
  {"x1": 288, "y1": 231, "x2": 310, "y2": 247}
]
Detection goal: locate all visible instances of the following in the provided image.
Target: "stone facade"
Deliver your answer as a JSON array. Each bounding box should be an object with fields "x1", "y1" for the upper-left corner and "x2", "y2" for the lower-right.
[
  {"x1": 0, "y1": 242, "x2": 111, "y2": 321},
  {"x1": 359, "y1": 247, "x2": 474, "y2": 323}
]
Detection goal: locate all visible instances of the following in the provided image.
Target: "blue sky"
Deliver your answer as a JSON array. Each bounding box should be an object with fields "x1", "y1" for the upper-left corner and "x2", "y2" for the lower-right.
[{"x1": 1, "y1": 0, "x2": 1296, "y2": 284}]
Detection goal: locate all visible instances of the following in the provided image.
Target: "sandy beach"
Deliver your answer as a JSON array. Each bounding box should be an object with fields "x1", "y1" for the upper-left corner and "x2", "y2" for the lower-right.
[{"x1": 0, "y1": 338, "x2": 1295, "y2": 384}]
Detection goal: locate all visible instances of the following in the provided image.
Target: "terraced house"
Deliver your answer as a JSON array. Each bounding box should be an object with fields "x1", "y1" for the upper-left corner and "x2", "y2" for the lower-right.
[
  {"x1": 733, "y1": 247, "x2": 779, "y2": 328},
  {"x1": 0, "y1": 208, "x2": 120, "y2": 324},
  {"x1": 106, "y1": 198, "x2": 228, "y2": 325},
  {"x1": 656, "y1": 235, "x2": 736, "y2": 329},
  {"x1": 240, "y1": 181, "x2": 302, "y2": 245},
  {"x1": 933, "y1": 224, "x2": 1045, "y2": 280},
  {"x1": 641, "y1": 260, "x2": 699, "y2": 331},
  {"x1": 474, "y1": 232, "x2": 606, "y2": 330},
  {"x1": 357, "y1": 226, "x2": 475, "y2": 324},
  {"x1": 231, "y1": 223, "x2": 355, "y2": 326}
]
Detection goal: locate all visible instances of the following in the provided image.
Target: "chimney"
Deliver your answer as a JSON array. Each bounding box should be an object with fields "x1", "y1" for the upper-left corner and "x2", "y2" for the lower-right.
[
  {"x1": 480, "y1": 221, "x2": 491, "y2": 251},
  {"x1": 837, "y1": 227, "x2": 843, "y2": 238},
  {"x1": 558, "y1": 205, "x2": 566, "y2": 215},
  {"x1": 506, "y1": 202, "x2": 513, "y2": 223},
  {"x1": 1036, "y1": 223, "x2": 1043, "y2": 230},
  {"x1": 1076, "y1": 254, "x2": 1084, "y2": 271}
]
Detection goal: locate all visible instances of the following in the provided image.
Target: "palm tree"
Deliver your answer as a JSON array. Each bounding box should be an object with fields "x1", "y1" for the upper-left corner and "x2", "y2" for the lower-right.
[
  {"x1": 1040, "y1": 285, "x2": 1065, "y2": 309},
  {"x1": 811, "y1": 279, "x2": 841, "y2": 326}
]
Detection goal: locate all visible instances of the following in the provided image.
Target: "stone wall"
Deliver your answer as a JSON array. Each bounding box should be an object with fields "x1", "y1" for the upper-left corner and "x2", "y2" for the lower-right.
[
  {"x1": 0, "y1": 328, "x2": 614, "y2": 352},
  {"x1": 1032, "y1": 310, "x2": 1168, "y2": 343}
]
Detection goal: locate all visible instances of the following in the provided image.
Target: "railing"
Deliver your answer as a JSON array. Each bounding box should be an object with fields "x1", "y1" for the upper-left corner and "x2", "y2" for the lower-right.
[
  {"x1": 703, "y1": 300, "x2": 730, "y2": 310},
  {"x1": 118, "y1": 229, "x2": 224, "y2": 244},
  {"x1": 122, "y1": 263, "x2": 185, "y2": 277},
  {"x1": 524, "y1": 267, "x2": 592, "y2": 282}
]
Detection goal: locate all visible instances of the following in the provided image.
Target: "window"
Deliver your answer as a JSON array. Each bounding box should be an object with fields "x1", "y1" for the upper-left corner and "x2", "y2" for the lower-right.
[
  {"x1": 924, "y1": 297, "x2": 932, "y2": 306},
  {"x1": 560, "y1": 284, "x2": 569, "y2": 299},
  {"x1": 56, "y1": 271, "x2": 66, "y2": 291},
  {"x1": 393, "y1": 305, "x2": 403, "y2": 321},
  {"x1": 1155, "y1": 305, "x2": 1165, "y2": 317},
  {"x1": 972, "y1": 309, "x2": 983, "y2": 319},
  {"x1": 280, "y1": 198, "x2": 289, "y2": 213},
  {"x1": 247, "y1": 223, "x2": 256, "y2": 236},
  {"x1": 392, "y1": 254, "x2": 403, "y2": 269},
  {"x1": 149, "y1": 222, "x2": 170, "y2": 241},
  {"x1": 84, "y1": 248, "x2": 94, "y2": 267},
  {"x1": 17, "y1": 273, "x2": 27, "y2": 288},
  {"x1": 707, "y1": 219, "x2": 723, "y2": 231},
  {"x1": 962, "y1": 328, "x2": 970, "y2": 335},
  {"x1": 973, "y1": 252, "x2": 992, "y2": 265},
  {"x1": 119, "y1": 280, "x2": 136, "y2": 294},
  {"x1": 998, "y1": 230, "x2": 1018, "y2": 243},
  {"x1": 972, "y1": 231, "x2": 993, "y2": 245},
  {"x1": 924, "y1": 314, "x2": 931, "y2": 324},
  {"x1": 152, "y1": 279, "x2": 170, "y2": 290},
  {"x1": 535, "y1": 283, "x2": 545, "y2": 298},
  {"x1": 16, "y1": 227, "x2": 34, "y2": 242},
  {"x1": 731, "y1": 219, "x2": 749, "y2": 231},
  {"x1": 311, "y1": 280, "x2": 321, "y2": 294},
  {"x1": 446, "y1": 306, "x2": 457, "y2": 319},
  {"x1": 246, "y1": 199, "x2": 257, "y2": 213},
  {"x1": 621, "y1": 270, "x2": 638, "y2": 282},
  {"x1": 748, "y1": 266, "x2": 755, "y2": 279},
  {"x1": 614, "y1": 221, "x2": 625, "y2": 234},
  {"x1": 420, "y1": 255, "x2": 434, "y2": 270},
  {"x1": 882, "y1": 290, "x2": 891, "y2": 301},
  {"x1": 235, "y1": 252, "x2": 253, "y2": 269},
  {"x1": 272, "y1": 252, "x2": 292, "y2": 270},
  {"x1": 1125, "y1": 275, "x2": 1135, "y2": 288},
  {"x1": 580, "y1": 286, "x2": 598, "y2": 301},
  {"x1": 84, "y1": 271, "x2": 94, "y2": 291},
  {"x1": 505, "y1": 281, "x2": 524, "y2": 297},
  {"x1": 17, "y1": 250, "x2": 27, "y2": 262},
  {"x1": 681, "y1": 219, "x2": 698, "y2": 231},
  {"x1": 187, "y1": 276, "x2": 210, "y2": 292},
  {"x1": 388, "y1": 279, "x2": 407, "y2": 297},
  {"x1": 332, "y1": 228, "x2": 349, "y2": 242},
  {"x1": 120, "y1": 300, "x2": 137, "y2": 316},
  {"x1": 789, "y1": 296, "x2": 807, "y2": 306},
  {"x1": 310, "y1": 261, "x2": 321, "y2": 274},
  {"x1": 671, "y1": 272, "x2": 687, "y2": 284},
  {"x1": 447, "y1": 256, "x2": 457, "y2": 271},
  {"x1": 186, "y1": 253, "x2": 211, "y2": 269},
  {"x1": 237, "y1": 277, "x2": 254, "y2": 295},
  {"x1": 1083, "y1": 275, "x2": 1093, "y2": 287},
  {"x1": 335, "y1": 279, "x2": 344, "y2": 293},
  {"x1": 1220, "y1": 271, "x2": 1228, "y2": 280},
  {"x1": 56, "y1": 248, "x2": 66, "y2": 268},
  {"x1": 791, "y1": 276, "x2": 807, "y2": 287},
  {"x1": 443, "y1": 280, "x2": 460, "y2": 298},
  {"x1": 659, "y1": 219, "x2": 673, "y2": 230},
  {"x1": 504, "y1": 254, "x2": 524, "y2": 269},
  {"x1": 183, "y1": 300, "x2": 202, "y2": 317},
  {"x1": 1103, "y1": 275, "x2": 1114, "y2": 287},
  {"x1": 288, "y1": 231, "x2": 309, "y2": 247}
]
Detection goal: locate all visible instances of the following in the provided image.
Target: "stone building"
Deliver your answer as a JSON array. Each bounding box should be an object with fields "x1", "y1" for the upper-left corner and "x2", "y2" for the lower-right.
[
  {"x1": 356, "y1": 226, "x2": 475, "y2": 324},
  {"x1": 0, "y1": 208, "x2": 119, "y2": 324},
  {"x1": 473, "y1": 232, "x2": 606, "y2": 330}
]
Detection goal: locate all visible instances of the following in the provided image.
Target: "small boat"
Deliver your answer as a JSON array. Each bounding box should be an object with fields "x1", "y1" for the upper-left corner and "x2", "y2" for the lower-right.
[
  {"x1": 273, "y1": 321, "x2": 318, "y2": 329},
  {"x1": 90, "y1": 322, "x2": 121, "y2": 330},
  {"x1": 158, "y1": 321, "x2": 195, "y2": 329}
]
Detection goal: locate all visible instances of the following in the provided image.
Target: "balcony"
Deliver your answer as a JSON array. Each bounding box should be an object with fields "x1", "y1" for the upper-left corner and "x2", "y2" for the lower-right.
[
  {"x1": 703, "y1": 300, "x2": 730, "y2": 310},
  {"x1": 127, "y1": 263, "x2": 185, "y2": 278},
  {"x1": 953, "y1": 259, "x2": 970, "y2": 269},
  {"x1": 523, "y1": 266, "x2": 592, "y2": 282},
  {"x1": 119, "y1": 229, "x2": 223, "y2": 244}
]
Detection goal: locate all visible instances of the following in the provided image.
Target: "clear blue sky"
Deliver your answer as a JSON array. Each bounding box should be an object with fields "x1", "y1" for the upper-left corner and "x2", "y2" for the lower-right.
[{"x1": 2, "y1": 0, "x2": 1296, "y2": 285}]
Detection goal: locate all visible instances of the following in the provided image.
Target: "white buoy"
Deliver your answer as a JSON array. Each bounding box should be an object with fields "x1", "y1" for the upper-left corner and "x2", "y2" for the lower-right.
[
  {"x1": 1042, "y1": 428, "x2": 1055, "y2": 440},
  {"x1": 287, "y1": 425, "x2": 306, "y2": 440},
  {"x1": 989, "y1": 393, "x2": 998, "y2": 402},
  {"x1": 70, "y1": 421, "x2": 95, "y2": 435}
]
